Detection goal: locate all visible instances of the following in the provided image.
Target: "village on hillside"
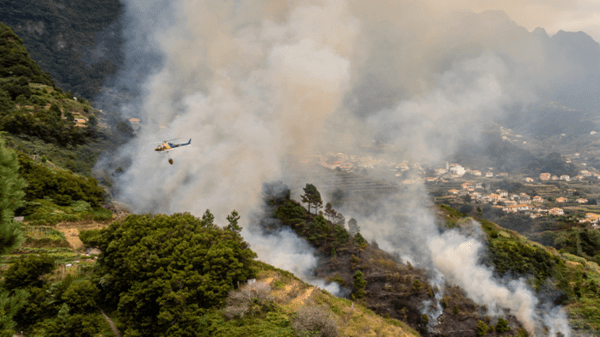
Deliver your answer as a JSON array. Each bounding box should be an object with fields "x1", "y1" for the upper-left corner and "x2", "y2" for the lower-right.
[{"x1": 314, "y1": 152, "x2": 600, "y2": 230}]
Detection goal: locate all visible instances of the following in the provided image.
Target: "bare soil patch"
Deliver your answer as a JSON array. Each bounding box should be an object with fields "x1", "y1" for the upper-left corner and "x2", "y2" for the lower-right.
[{"x1": 55, "y1": 221, "x2": 111, "y2": 251}]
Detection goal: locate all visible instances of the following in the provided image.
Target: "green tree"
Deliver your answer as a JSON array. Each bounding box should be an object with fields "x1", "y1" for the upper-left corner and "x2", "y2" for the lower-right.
[
  {"x1": 0, "y1": 288, "x2": 29, "y2": 337},
  {"x1": 61, "y1": 280, "x2": 99, "y2": 314},
  {"x1": 13, "y1": 282, "x2": 63, "y2": 333},
  {"x1": 0, "y1": 137, "x2": 27, "y2": 254},
  {"x1": 589, "y1": 279, "x2": 599, "y2": 295},
  {"x1": 201, "y1": 209, "x2": 216, "y2": 228},
  {"x1": 64, "y1": 111, "x2": 74, "y2": 122},
  {"x1": 92, "y1": 213, "x2": 257, "y2": 336},
  {"x1": 0, "y1": 139, "x2": 30, "y2": 335},
  {"x1": 308, "y1": 215, "x2": 329, "y2": 240},
  {"x1": 333, "y1": 224, "x2": 350, "y2": 249},
  {"x1": 3, "y1": 254, "x2": 56, "y2": 290},
  {"x1": 495, "y1": 318, "x2": 509, "y2": 333},
  {"x1": 49, "y1": 103, "x2": 61, "y2": 116},
  {"x1": 353, "y1": 232, "x2": 367, "y2": 248},
  {"x1": 352, "y1": 270, "x2": 367, "y2": 299},
  {"x1": 0, "y1": 90, "x2": 13, "y2": 112},
  {"x1": 301, "y1": 184, "x2": 322, "y2": 214},
  {"x1": 412, "y1": 279, "x2": 422, "y2": 291},
  {"x1": 354, "y1": 232, "x2": 368, "y2": 258},
  {"x1": 226, "y1": 210, "x2": 242, "y2": 232},
  {"x1": 87, "y1": 114, "x2": 97, "y2": 127},
  {"x1": 476, "y1": 320, "x2": 489, "y2": 336}
]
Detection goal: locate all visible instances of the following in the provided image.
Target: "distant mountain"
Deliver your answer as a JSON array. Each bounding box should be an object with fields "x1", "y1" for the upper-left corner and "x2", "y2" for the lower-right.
[
  {"x1": 0, "y1": 0, "x2": 123, "y2": 100},
  {"x1": 447, "y1": 10, "x2": 600, "y2": 111}
]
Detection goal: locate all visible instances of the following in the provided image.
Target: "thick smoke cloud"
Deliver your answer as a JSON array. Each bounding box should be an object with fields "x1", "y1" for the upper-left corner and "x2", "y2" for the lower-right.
[{"x1": 96, "y1": 0, "x2": 593, "y2": 334}]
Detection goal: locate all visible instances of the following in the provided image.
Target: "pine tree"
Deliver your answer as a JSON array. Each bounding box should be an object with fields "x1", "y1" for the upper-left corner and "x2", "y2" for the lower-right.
[
  {"x1": 352, "y1": 270, "x2": 367, "y2": 299},
  {"x1": 226, "y1": 210, "x2": 242, "y2": 232},
  {"x1": 0, "y1": 137, "x2": 27, "y2": 254},
  {"x1": 0, "y1": 288, "x2": 29, "y2": 336},
  {"x1": 0, "y1": 137, "x2": 28, "y2": 337},
  {"x1": 301, "y1": 184, "x2": 322, "y2": 214}
]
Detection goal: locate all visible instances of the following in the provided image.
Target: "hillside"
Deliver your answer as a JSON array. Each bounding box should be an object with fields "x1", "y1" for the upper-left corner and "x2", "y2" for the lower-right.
[
  {"x1": 268, "y1": 185, "x2": 529, "y2": 336},
  {"x1": 0, "y1": 208, "x2": 418, "y2": 336},
  {"x1": 3, "y1": 7, "x2": 600, "y2": 337},
  {"x1": 442, "y1": 206, "x2": 600, "y2": 335},
  {"x1": 255, "y1": 177, "x2": 597, "y2": 335},
  {"x1": 0, "y1": 0, "x2": 123, "y2": 99},
  {"x1": 0, "y1": 21, "x2": 136, "y2": 183}
]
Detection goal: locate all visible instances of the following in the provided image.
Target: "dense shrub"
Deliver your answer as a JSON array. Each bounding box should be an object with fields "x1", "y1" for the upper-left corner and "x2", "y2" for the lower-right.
[
  {"x1": 0, "y1": 107, "x2": 90, "y2": 146},
  {"x1": 487, "y1": 239, "x2": 559, "y2": 290},
  {"x1": 79, "y1": 228, "x2": 102, "y2": 247},
  {"x1": 3, "y1": 254, "x2": 55, "y2": 290},
  {"x1": 18, "y1": 154, "x2": 104, "y2": 206},
  {"x1": 495, "y1": 318, "x2": 509, "y2": 333},
  {"x1": 39, "y1": 304, "x2": 105, "y2": 337},
  {"x1": 275, "y1": 199, "x2": 307, "y2": 227},
  {"x1": 13, "y1": 286, "x2": 59, "y2": 333},
  {"x1": 61, "y1": 280, "x2": 100, "y2": 314},
  {"x1": 92, "y1": 212, "x2": 257, "y2": 336},
  {"x1": 332, "y1": 224, "x2": 350, "y2": 250},
  {"x1": 476, "y1": 320, "x2": 489, "y2": 336}
]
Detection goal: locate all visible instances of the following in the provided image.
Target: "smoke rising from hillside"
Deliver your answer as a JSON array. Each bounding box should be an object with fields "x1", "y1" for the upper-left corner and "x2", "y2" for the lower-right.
[{"x1": 97, "y1": 0, "x2": 589, "y2": 334}]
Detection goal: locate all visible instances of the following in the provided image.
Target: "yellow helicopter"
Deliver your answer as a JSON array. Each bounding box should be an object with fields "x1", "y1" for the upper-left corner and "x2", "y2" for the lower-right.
[{"x1": 154, "y1": 139, "x2": 191, "y2": 164}]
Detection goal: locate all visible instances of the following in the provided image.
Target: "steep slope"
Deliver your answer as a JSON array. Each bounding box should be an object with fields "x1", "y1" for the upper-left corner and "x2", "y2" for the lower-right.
[
  {"x1": 446, "y1": 207, "x2": 600, "y2": 335},
  {"x1": 0, "y1": 22, "x2": 134, "y2": 181},
  {"x1": 266, "y1": 189, "x2": 528, "y2": 336},
  {"x1": 0, "y1": 0, "x2": 123, "y2": 98}
]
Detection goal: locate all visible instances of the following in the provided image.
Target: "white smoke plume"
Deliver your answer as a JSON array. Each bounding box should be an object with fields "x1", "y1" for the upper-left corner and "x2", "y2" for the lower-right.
[{"x1": 96, "y1": 0, "x2": 592, "y2": 334}]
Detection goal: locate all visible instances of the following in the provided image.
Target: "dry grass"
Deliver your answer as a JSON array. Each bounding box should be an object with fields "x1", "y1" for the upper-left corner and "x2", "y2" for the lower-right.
[
  {"x1": 254, "y1": 269, "x2": 419, "y2": 337},
  {"x1": 293, "y1": 305, "x2": 339, "y2": 337},
  {"x1": 224, "y1": 281, "x2": 275, "y2": 319}
]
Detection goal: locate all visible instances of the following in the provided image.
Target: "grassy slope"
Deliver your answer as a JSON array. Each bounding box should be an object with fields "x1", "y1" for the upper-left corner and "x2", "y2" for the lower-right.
[{"x1": 216, "y1": 261, "x2": 420, "y2": 337}]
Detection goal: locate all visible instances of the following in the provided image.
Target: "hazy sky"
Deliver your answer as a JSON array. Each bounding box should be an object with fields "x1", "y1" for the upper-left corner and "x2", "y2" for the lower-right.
[{"x1": 425, "y1": 0, "x2": 600, "y2": 42}]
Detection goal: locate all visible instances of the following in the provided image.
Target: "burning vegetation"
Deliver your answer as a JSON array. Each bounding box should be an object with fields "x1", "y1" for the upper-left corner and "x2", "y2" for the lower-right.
[{"x1": 264, "y1": 183, "x2": 533, "y2": 336}]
